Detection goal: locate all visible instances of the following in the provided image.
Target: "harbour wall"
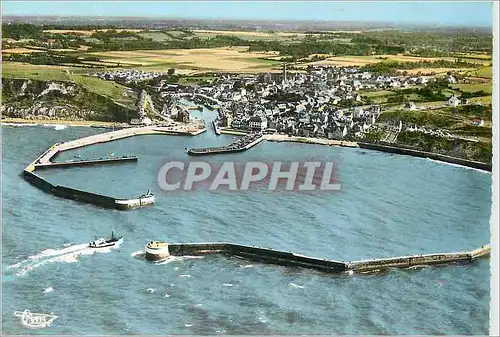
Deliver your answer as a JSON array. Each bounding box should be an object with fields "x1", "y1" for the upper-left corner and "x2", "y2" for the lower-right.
[
  {"x1": 167, "y1": 243, "x2": 347, "y2": 273},
  {"x1": 358, "y1": 142, "x2": 492, "y2": 172},
  {"x1": 34, "y1": 156, "x2": 138, "y2": 170},
  {"x1": 187, "y1": 134, "x2": 263, "y2": 156},
  {"x1": 22, "y1": 126, "x2": 186, "y2": 210},
  {"x1": 164, "y1": 242, "x2": 490, "y2": 274},
  {"x1": 23, "y1": 170, "x2": 120, "y2": 209}
]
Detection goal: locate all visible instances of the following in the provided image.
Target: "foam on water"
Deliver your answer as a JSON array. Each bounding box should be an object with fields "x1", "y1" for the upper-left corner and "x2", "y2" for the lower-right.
[
  {"x1": 154, "y1": 255, "x2": 204, "y2": 265},
  {"x1": 425, "y1": 158, "x2": 491, "y2": 174},
  {"x1": 289, "y1": 282, "x2": 304, "y2": 289},
  {"x1": 43, "y1": 286, "x2": 54, "y2": 294},
  {"x1": 130, "y1": 250, "x2": 144, "y2": 257},
  {"x1": 8, "y1": 242, "x2": 119, "y2": 277}
]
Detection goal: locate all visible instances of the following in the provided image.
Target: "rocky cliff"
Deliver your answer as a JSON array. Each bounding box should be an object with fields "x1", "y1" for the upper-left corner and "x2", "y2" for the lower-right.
[{"x1": 2, "y1": 79, "x2": 138, "y2": 122}]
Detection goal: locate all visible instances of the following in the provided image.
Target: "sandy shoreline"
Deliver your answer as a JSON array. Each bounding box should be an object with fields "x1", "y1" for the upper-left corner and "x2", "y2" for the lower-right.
[
  {"x1": 264, "y1": 134, "x2": 359, "y2": 147},
  {"x1": 218, "y1": 129, "x2": 360, "y2": 147}
]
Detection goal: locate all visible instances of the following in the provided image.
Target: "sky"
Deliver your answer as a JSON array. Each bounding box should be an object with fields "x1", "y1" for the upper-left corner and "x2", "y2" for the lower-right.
[{"x1": 1, "y1": 1, "x2": 494, "y2": 27}]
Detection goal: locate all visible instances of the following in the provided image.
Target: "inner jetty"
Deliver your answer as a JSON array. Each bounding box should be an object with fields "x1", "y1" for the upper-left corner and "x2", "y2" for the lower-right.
[
  {"x1": 187, "y1": 132, "x2": 264, "y2": 156},
  {"x1": 145, "y1": 241, "x2": 491, "y2": 275}
]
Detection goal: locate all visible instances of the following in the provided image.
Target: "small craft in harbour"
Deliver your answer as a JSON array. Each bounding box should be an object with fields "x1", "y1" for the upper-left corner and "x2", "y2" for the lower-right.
[{"x1": 88, "y1": 231, "x2": 123, "y2": 248}]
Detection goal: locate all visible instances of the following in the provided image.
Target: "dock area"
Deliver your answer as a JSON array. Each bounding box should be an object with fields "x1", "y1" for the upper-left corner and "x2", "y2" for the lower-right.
[
  {"x1": 187, "y1": 133, "x2": 263, "y2": 156},
  {"x1": 150, "y1": 242, "x2": 491, "y2": 275},
  {"x1": 34, "y1": 156, "x2": 138, "y2": 170},
  {"x1": 22, "y1": 124, "x2": 203, "y2": 210}
]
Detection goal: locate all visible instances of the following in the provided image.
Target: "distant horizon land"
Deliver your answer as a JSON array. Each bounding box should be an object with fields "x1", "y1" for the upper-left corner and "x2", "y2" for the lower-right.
[{"x1": 2, "y1": 15, "x2": 493, "y2": 31}]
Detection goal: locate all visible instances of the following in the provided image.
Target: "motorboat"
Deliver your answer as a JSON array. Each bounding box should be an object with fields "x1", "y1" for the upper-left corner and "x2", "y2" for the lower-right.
[{"x1": 88, "y1": 231, "x2": 123, "y2": 248}]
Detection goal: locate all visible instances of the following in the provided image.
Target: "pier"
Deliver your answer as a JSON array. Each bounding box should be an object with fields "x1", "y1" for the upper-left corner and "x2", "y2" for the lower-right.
[
  {"x1": 187, "y1": 133, "x2": 263, "y2": 156},
  {"x1": 22, "y1": 125, "x2": 203, "y2": 210},
  {"x1": 34, "y1": 156, "x2": 138, "y2": 170},
  {"x1": 148, "y1": 242, "x2": 491, "y2": 275}
]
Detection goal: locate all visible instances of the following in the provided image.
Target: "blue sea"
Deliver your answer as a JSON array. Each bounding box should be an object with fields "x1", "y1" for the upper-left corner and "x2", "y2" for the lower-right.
[{"x1": 1, "y1": 109, "x2": 492, "y2": 334}]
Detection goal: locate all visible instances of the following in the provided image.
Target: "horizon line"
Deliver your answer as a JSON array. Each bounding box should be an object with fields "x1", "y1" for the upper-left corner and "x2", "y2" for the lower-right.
[{"x1": 3, "y1": 15, "x2": 493, "y2": 29}]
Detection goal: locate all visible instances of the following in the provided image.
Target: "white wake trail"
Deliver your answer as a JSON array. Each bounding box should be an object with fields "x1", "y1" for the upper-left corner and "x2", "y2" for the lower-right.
[{"x1": 8, "y1": 242, "x2": 120, "y2": 277}]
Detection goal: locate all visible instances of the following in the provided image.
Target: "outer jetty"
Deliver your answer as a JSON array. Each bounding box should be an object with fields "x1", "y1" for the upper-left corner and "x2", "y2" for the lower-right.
[
  {"x1": 22, "y1": 125, "x2": 203, "y2": 210},
  {"x1": 358, "y1": 142, "x2": 492, "y2": 172},
  {"x1": 147, "y1": 241, "x2": 491, "y2": 275},
  {"x1": 187, "y1": 133, "x2": 263, "y2": 156}
]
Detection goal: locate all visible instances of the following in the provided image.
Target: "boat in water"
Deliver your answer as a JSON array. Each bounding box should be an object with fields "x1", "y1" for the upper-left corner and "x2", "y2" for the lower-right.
[
  {"x1": 145, "y1": 241, "x2": 170, "y2": 261},
  {"x1": 88, "y1": 231, "x2": 123, "y2": 248},
  {"x1": 14, "y1": 310, "x2": 58, "y2": 329}
]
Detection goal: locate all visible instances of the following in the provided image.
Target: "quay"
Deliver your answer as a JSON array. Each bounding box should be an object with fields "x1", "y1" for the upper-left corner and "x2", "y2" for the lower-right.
[
  {"x1": 146, "y1": 241, "x2": 490, "y2": 275},
  {"x1": 34, "y1": 156, "x2": 138, "y2": 170},
  {"x1": 212, "y1": 120, "x2": 221, "y2": 136},
  {"x1": 187, "y1": 133, "x2": 264, "y2": 156}
]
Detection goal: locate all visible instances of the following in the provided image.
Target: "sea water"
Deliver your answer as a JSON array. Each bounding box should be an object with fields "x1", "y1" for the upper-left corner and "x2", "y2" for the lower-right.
[{"x1": 1, "y1": 116, "x2": 491, "y2": 334}]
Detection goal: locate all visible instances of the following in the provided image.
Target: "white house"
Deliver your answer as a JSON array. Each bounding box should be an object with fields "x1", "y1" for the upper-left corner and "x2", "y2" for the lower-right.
[
  {"x1": 447, "y1": 75, "x2": 457, "y2": 84},
  {"x1": 446, "y1": 94, "x2": 460, "y2": 107}
]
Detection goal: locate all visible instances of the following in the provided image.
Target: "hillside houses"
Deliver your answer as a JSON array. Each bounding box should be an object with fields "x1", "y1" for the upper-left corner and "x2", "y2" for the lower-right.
[
  {"x1": 152, "y1": 65, "x2": 446, "y2": 141},
  {"x1": 93, "y1": 70, "x2": 163, "y2": 83}
]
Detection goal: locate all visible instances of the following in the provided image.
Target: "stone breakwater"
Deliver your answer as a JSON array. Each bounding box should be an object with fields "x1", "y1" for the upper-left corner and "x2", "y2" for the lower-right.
[
  {"x1": 22, "y1": 126, "x2": 205, "y2": 210},
  {"x1": 151, "y1": 242, "x2": 491, "y2": 274}
]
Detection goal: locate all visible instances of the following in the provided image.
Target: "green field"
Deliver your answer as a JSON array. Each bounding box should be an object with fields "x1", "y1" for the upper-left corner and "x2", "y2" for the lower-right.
[
  {"x1": 2, "y1": 61, "x2": 136, "y2": 108},
  {"x1": 468, "y1": 96, "x2": 493, "y2": 105},
  {"x1": 177, "y1": 76, "x2": 215, "y2": 85},
  {"x1": 451, "y1": 83, "x2": 493, "y2": 94},
  {"x1": 465, "y1": 66, "x2": 493, "y2": 79}
]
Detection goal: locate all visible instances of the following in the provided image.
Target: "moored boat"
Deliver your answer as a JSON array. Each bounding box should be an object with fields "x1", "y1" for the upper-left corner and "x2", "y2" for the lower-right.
[{"x1": 145, "y1": 241, "x2": 170, "y2": 260}]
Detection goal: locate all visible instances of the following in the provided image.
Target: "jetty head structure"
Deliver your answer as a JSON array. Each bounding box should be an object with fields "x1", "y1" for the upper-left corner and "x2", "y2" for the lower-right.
[{"x1": 144, "y1": 241, "x2": 491, "y2": 275}]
